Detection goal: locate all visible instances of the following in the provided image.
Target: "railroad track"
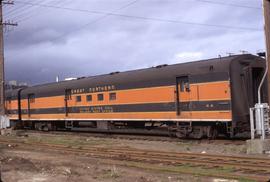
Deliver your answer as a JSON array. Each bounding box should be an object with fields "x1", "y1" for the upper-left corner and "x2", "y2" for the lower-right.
[
  {"x1": 0, "y1": 137, "x2": 269, "y2": 181},
  {"x1": 15, "y1": 130, "x2": 245, "y2": 145},
  {"x1": 15, "y1": 130, "x2": 180, "y2": 142}
]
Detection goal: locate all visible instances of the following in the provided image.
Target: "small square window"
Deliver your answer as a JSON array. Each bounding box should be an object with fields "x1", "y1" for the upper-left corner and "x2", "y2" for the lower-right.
[
  {"x1": 76, "y1": 96, "x2": 82, "y2": 102},
  {"x1": 97, "y1": 94, "x2": 104, "y2": 101},
  {"x1": 86, "y1": 95, "x2": 92, "y2": 102},
  {"x1": 109, "y1": 93, "x2": 116, "y2": 100}
]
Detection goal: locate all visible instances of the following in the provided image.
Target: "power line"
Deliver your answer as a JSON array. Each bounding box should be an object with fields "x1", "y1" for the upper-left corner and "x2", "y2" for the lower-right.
[
  {"x1": 52, "y1": 0, "x2": 141, "y2": 42},
  {"x1": 194, "y1": 0, "x2": 262, "y2": 10},
  {"x1": 4, "y1": 3, "x2": 27, "y2": 15},
  {"x1": 14, "y1": 0, "x2": 72, "y2": 23},
  {"x1": 8, "y1": 0, "x2": 61, "y2": 21},
  {"x1": 4, "y1": 0, "x2": 43, "y2": 16},
  {"x1": 5, "y1": 0, "x2": 47, "y2": 18},
  {"x1": 15, "y1": 1, "x2": 262, "y2": 32}
]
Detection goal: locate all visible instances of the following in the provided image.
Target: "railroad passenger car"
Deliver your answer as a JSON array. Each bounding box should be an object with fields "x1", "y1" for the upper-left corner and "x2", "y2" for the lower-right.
[{"x1": 5, "y1": 54, "x2": 268, "y2": 138}]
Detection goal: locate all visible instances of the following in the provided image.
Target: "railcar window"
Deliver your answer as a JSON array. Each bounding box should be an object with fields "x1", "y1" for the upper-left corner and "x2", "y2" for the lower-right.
[
  {"x1": 28, "y1": 94, "x2": 35, "y2": 103},
  {"x1": 76, "y1": 96, "x2": 82, "y2": 102},
  {"x1": 86, "y1": 95, "x2": 92, "y2": 102},
  {"x1": 180, "y1": 81, "x2": 185, "y2": 92},
  {"x1": 185, "y1": 82, "x2": 190, "y2": 92},
  {"x1": 109, "y1": 93, "x2": 116, "y2": 100},
  {"x1": 180, "y1": 81, "x2": 190, "y2": 92},
  {"x1": 97, "y1": 94, "x2": 104, "y2": 101}
]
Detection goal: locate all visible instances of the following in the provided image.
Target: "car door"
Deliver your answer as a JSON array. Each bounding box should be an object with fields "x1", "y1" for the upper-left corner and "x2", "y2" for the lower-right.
[{"x1": 176, "y1": 76, "x2": 191, "y2": 116}]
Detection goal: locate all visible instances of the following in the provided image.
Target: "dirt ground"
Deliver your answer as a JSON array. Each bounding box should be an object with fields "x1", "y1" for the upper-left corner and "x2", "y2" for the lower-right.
[
  {"x1": 0, "y1": 131, "x2": 261, "y2": 182},
  {"x1": 1, "y1": 149, "x2": 220, "y2": 182}
]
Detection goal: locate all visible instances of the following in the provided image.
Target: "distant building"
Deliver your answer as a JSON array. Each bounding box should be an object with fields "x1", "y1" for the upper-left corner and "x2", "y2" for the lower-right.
[
  {"x1": 5, "y1": 80, "x2": 28, "y2": 90},
  {"x1": 8, "y1": 80, "x2": 17, "y2": 87},
  {"x1": 18, "y1": 82, "x2": 28, "y2": 87}
]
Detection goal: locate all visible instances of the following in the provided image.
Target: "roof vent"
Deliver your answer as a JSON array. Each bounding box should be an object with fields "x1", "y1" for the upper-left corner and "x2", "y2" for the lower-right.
[
  {"x1": 257, "y1": 52, "x2": 266, "y2": 58},
  {"x1": 155, "y1": 64, "x2": 168, "y2": 69},
  {"x1": 65, "y1": 78, "x2": 77, "y2": 81},
  {"x1": 110, "y1": 71, "x2": 120, "y2": 75},
  {"x1": 226, "y1": 52, "x2": 235, "y2": 57}
]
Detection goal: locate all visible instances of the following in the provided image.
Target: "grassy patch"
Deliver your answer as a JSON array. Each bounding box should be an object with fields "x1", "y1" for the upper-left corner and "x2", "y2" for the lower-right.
[
  {"x1": 119, "y1": 161, "x2": 257, "y2": 182},
  {"x1": 23, "y1": 135, "x2": 112, "y2": 148},
  {"x1": 99, "y1": 166, "x2": 121, "y2": 180}
]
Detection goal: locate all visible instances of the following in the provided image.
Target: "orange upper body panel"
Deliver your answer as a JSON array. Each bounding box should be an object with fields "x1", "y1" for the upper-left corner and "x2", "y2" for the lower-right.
[
  {"x1": 19, "y1": 81, "x2": 230, "y2": 109},
  {"x1": 9, "y1": 81, "x2": 232, "y2": 121}
]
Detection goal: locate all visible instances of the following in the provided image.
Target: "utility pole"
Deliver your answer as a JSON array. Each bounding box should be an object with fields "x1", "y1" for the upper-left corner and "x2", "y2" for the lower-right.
[
  {"x1": 0, "y1": 0, "x2": 17, "y2": 116},
  {"x1": 264, "y1": 0, "x2": 270, "y2": 105}
]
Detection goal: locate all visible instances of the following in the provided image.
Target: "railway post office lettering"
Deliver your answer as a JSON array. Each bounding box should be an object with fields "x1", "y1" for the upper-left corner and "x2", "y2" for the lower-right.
[
  {"x1": 89, "y1": 106, "x2": 113, "y2": 113},
  {"x1": 78, "y1": 106, "x2": 114, "y2": 113}
]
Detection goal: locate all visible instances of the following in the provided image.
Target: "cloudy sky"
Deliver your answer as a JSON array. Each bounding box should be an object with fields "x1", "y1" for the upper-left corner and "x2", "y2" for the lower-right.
[{"x1": 3, "y1": 0, "x2": 264, "y2": 85}]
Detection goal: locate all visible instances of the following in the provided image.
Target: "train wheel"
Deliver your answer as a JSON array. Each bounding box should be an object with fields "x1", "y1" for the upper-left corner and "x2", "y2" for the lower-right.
[{"x1": 42, "y1": 125, "x2": 49, "y2": 132}]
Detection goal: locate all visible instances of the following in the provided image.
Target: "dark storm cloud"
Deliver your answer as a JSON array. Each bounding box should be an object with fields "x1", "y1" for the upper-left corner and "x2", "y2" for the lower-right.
[{"x1": 3, "y1": 0, "x2": 264, "y2": 85}]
